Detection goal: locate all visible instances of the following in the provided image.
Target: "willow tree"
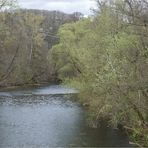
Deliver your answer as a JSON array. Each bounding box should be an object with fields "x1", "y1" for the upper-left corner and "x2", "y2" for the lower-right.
[{"x1": 50, "y1": 0, "x2": 148, "y2": 146}]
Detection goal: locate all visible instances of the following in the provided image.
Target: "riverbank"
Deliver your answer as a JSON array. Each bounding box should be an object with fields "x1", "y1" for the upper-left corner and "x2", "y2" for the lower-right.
[
  {"x1": 0, "y1": 82, "x2": 55, "y2": 91},
  {"x1": 0, "y1": 83, "x2": 146, "y2": 147}
]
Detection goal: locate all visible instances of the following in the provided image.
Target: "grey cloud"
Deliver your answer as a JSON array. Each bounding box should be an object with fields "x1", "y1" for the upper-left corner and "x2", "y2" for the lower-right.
[{"x1": 18, "y1": 0, "x2": 97, "y2": 15}]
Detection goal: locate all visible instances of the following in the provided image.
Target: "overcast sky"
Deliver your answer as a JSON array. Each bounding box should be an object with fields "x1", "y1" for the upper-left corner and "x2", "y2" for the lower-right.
[{"x1": 18, "y1": 0, "x2": 97, "y2": 15}]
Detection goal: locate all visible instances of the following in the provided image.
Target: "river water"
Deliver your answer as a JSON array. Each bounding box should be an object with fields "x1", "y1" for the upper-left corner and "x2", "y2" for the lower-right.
[{"x1": 0, "y1": 85, "x2": 131, "y2": 147}]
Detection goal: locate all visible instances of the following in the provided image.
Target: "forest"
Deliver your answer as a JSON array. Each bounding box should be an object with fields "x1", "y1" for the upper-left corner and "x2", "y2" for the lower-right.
[
  {"x1": 0, "y1": 0, "x2": 148, "y2": 147},
  {"x1": 0, "y1": 1, "x2": 81, "y2": 87}
]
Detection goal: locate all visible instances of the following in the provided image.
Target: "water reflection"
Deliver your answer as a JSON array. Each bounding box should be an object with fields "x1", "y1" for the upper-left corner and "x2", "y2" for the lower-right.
[
  {"x1": 0, "y1": 85, "x2": 78, "y2": 97},
  {"x1": 0, "y1": 85, "x2": 130, "y2": 147}
]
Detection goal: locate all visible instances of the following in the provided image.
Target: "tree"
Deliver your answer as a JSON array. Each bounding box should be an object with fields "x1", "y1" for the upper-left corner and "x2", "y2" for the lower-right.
[
  {"x1": 0, "y1": 9, "x2": 82, "y2": 86},
  {"x1": 50, "y1": 0, "x2": 148, "y2": 146},
  {"x1": 0, "y1": 0, "x2": 17, "y2": 10}
]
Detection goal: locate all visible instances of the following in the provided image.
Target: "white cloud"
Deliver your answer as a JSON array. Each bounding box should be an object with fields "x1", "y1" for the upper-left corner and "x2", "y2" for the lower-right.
[{"x1": 18, "y1": 0, "x2": 97, "y2": 15}]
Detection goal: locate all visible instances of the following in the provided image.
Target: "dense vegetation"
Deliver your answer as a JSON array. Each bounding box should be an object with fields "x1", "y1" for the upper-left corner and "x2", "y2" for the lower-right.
[
  {"x1": 49, "y1": 0, "x2": 148, "y2": 146},
  {"x1": 0, "y1": 0, "x2": 81, "y2": 87},
  {"x1": 0, "y1": 0, "x2": 148, "y2": 146}
]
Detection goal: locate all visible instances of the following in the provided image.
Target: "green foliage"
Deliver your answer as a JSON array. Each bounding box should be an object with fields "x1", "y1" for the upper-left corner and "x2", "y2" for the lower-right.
[
  {"x1": 50, "y1": 0, "x2": 148, "y2": 146},
  {"x1": 0, "y1": 9, "x2": 81, "y2": 86}
]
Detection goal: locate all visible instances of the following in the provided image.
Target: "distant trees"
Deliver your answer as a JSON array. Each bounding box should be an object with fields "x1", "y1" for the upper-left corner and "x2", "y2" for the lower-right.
[
  {"x1": 50, "y1": 0, "x2": 148, "y2": 146},
  {"x1": 0, "y1": 9, "x2": 81, "y2": 86},
  {"x1": 0, "y1": 0, "x2": 18, "y2": 84},
  {"x1": 0, "y1": 10, "x2": 44, "y2": 85}
]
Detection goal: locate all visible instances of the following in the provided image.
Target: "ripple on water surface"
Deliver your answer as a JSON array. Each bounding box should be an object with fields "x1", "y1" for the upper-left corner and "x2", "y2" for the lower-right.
[{"x1": 0, "y1": 85, "x2": 130, "y2": 147}]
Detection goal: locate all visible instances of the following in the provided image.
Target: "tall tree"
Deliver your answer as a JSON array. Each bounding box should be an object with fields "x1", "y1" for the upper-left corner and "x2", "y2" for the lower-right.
[{"x1": 50, "y1": 0, "x2": 148, "y2": 146}]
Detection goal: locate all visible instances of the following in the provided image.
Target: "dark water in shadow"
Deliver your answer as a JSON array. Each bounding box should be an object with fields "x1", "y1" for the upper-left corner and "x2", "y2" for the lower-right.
[{"x1": 0, "y1": 85, "x2": 131, "y2": 147}]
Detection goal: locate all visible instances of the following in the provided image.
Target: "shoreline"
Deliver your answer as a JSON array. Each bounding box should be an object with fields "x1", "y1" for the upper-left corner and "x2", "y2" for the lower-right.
[{"x1": 0, "y1": 82, "x2": 54, "y2": 91}]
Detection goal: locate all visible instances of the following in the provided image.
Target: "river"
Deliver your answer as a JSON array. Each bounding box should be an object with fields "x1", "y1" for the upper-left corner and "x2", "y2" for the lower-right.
[{"x1": 0, "y1": 85, "x2": 131, "y2": 147}]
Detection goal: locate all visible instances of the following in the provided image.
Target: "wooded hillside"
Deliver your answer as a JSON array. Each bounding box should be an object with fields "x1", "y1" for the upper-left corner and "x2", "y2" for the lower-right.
[{"x1": 0, "y1": 8, "x2": 81, "y2": 87}]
